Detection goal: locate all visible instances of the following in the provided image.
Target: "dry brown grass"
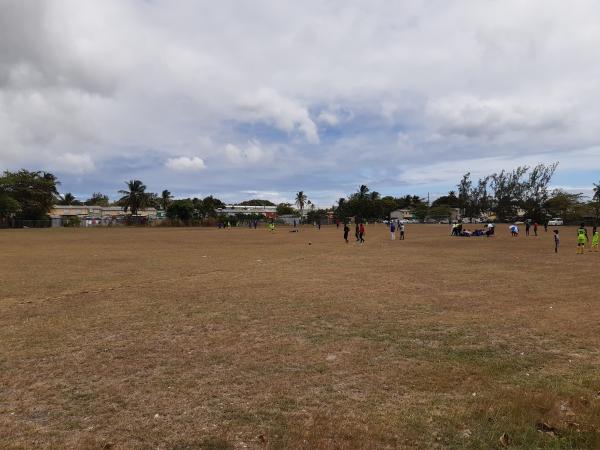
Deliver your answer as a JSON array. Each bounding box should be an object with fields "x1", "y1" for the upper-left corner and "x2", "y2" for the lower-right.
[{"x1": 1, "y1": 224, "x2": 599, "y2": 449}]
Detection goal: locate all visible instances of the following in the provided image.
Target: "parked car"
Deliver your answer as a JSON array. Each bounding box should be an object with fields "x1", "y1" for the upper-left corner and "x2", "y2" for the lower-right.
[{"x1": 548, "y1": 217, "x2": 564, "y2": 226}]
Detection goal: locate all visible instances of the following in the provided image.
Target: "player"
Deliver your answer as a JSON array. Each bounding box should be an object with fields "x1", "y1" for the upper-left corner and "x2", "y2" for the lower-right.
[
  {"x1": 577, "y1": 223, "x2": 588, "y2": 254},
  {"x1": 359, "y1": 222, "x2": 365, "y2": 244},
  {"x1": 591, "y1": 226, "x2": 599, "y2": 252},
  {"x1": 390, "y1": 221, "x2": 396, "y2": 240},
  {"x1": 343, "y1": 222, "x2": 350, "y2": 243},
  {"x1": 554, "y1": 229, "x2": 560, "y2": 253}
]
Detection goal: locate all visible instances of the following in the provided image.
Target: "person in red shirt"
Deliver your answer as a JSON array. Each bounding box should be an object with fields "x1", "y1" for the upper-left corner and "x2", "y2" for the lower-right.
[{"x1": 359, "y1": 222, "x2": 365, "y2": 244}]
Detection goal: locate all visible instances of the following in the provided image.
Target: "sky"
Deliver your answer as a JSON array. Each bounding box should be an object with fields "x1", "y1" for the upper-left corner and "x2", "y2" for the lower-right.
[{"x1": 1, "y1": 0, "x2": 600, "y2": 206}]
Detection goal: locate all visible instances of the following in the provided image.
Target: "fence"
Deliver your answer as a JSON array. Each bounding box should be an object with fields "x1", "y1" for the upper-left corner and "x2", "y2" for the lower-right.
[{"x1": 0, "y1": 218, "x2": 53, "y2": 229}]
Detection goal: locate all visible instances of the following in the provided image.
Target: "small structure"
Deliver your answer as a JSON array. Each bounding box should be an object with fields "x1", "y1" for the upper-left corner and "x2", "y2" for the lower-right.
[
  {"x1": 49, "y1": 205, "x2": 159, "y2": 226},
  {"x1": 216, "y1": 204, "x2": 277, "y2": 219},
  {"x1": 390, "y1": 209, "x2": 414, "y2": 220}
]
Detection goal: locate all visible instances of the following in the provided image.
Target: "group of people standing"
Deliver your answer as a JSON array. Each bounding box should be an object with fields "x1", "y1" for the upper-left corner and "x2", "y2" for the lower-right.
[
  {"x1": 576, "y1": 224, "x2": 599, "y2": 254},
  {"x1": 341, "y1": 220, "x2": 406, "y2": 245},
  {"x1": 389, "y1": 220, "x2": 405, "y2": 241}
]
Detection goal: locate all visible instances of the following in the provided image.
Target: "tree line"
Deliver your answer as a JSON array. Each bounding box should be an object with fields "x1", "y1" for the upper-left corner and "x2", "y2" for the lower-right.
[
  {"x1": 454, "y1": 163, "x2": 600, "y2": 224},
  {"x1": 2, "y1": 165, "x2": 600, "y2": 225}
]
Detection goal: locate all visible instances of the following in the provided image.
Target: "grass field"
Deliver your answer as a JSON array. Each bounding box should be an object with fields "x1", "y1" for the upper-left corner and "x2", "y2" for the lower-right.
[{"x1": 1, "y1": 224, "x2": 599, "y2": 449}]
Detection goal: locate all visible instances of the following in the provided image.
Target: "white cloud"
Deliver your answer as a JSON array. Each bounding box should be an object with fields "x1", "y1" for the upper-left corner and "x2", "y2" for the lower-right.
[
  {"x1": 165, "y1": 156, "x2": 206, "y2": 171},
  {"x1": 53, "y1": 152, "x2": 95, "y2": 174},
  {"x1": 317, "y1": 111, "x2": 339, "y2": 126},
  {"x1": 426, "y1": 95, "x2": 569, "y2": 139},
  {"x1": 224, "y1": 140, "x2": 270, "y2": 165},
  {"x1": 240, "y1": 89, "x2": 319, "y2": 143},
  {"x1": 1, "y1": 0, "x2": 600, "y2": 201}
]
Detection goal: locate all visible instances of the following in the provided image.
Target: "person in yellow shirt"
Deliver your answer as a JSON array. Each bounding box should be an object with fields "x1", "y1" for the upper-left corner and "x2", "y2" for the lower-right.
[
  {"x1": 591, "y1": 226, "x2": 599, "y2": 252},
  {"x1": 577, "y1": 223, "x2": 588, "y2": 255}
]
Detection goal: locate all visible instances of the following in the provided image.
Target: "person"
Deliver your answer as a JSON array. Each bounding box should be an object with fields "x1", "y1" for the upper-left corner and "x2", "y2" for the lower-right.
[
  {"x1": 390, "y1": 221, "x2": 396, "y2": 240},
  {"x1": 533, "y1": 222, "x2": 538, "y2": 236},
  {"x1": 576, "y1": 223, "x2": 588, "y2": 254},
  {"x1": 525, "y1": 221, "x2": 530, "y2": 236},
  {"x1": 336, "y1": 219, "x2": 340, "y2": 229},
  {"x1": 544, "y1": 221, "x2": 548, "y2": 233},
  {"x1": 591, "y1": 226, "x2": 599, "y2": 252},
  {"x1": 293, "y1": 219, "x2": 297, "y2": 228},
  {"x1": 554, "y1": 229, "x2": 560, "y2": 253},
  {"x1": 343, "y1": 223, "x2": 350, "y2": 243},
  {"x1": 355, "y1": 222, "x2": 360, "y2": 242},
  {"x1": 359, "y1": 222, "x2": 365, "y2": 244},
  {"x1": 399, "y1": 222, "x2": 405, "y2": 240},
  {"x1": 317, "y1": 218, "x2": 321, "y2": 230},
  {"x1": 451, "y1": 223, "x2": 458, "y2": 236},
  {"x1": 510, "y1": 224, "x2": 519, "y2": 237},
  {"x1": 486, "y1": 222, "x2": 495, "y2": 237}
]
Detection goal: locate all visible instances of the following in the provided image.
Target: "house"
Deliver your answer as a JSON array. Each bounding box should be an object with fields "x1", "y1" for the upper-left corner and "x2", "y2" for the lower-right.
[
  {"x1": 49, "y1": 205, "x2": 159, "y2": 226},
  {"x1": 390, "y1": 209, "x2": 414, "y2": 220}
]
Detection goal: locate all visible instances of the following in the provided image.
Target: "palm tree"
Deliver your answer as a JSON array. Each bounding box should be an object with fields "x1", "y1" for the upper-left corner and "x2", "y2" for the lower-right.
[
  {"x1": 60, "y1": 192, "x2": 76, "y2": 205},
  {"x1": 295, "y1": 191, "x2": 307, "y2": 226},
  {"x1": 161, "y1": 189, "x2": 173, "y2": 211},
  {"x1": 358, "y1": 184, "x2": 369, "y2": 199},
  {"x1": 118, "y1": 180, "x2": 147, "y2": 215}
]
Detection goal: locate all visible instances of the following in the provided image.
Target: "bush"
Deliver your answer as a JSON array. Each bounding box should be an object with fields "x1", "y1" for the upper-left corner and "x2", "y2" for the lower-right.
[{"x1": 63, "y1": 216, "x2": 81, "y2": 227}]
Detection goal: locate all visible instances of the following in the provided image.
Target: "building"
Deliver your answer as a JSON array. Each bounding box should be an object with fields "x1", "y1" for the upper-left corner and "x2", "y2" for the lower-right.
[
  {"x1": 216, "y1": 204, "x2": 277, "y2": 219},
  {"x1": 49, "y1": 205, "x2": 159, "y2": 226},
  {"x1": 390, "y1": 209, "x2": 414, "y2": 220}
]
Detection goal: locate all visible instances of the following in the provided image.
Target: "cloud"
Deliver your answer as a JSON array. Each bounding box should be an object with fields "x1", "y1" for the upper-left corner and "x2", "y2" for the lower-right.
[
  {"x1": 53, "y1": 152, "x2": 95, "y2": 174},
  {"x1": 1, "y1": 0, "x2": 600, "y2": 203},
  {"x1": 317, "y1": 111, "x2": 339, "y2": 126},
  {"x1": 240, "y1": 89, "x2": 319, "y2": 143},
  {"x1": 165, "y1": 156, "x2": 206, "y2": 171},
  {"x1": 224, "y1": 140, "x2": 271, "y2": 165},
  {"x1": 426, "y1": 95, "x2": 569, "y2": 139}
]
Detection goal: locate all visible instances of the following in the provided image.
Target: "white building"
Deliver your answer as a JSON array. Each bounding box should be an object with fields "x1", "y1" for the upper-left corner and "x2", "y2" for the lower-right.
[{"x1": 216, "y1": 205, "x2": 277, "y2": 218}]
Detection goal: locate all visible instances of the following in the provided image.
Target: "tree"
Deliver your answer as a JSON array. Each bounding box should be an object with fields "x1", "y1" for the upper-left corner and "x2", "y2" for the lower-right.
[
  {"x1": 197, "y1": 195, "x2": 225, "y2": 218},
  {"x1": 428, "y1": 205, "x2": 453, "y2": 221},
  {"x1": 145, "y1": 192, "x2": 160, "y2": 209},
  {"x1": 358, "y1": 184, "x2": 369, "y2": 199},
  {"x1": 161, "y1": 190, "x2": 173, "y2": 211},
  {"x1": 457, "y1": 173, "x2": 472, "y2": 217},
  {"x1": 431, "y1": 191, "x2": 459, "y2": 208},
  {"x1": 521, "y1": 163, "x2": 558, "y2": 221},
  {"x1": 239, "y1": 199, "x2": 275, "y2": 206},
  {"x1": 276, "y1": 203, "x2": 296, "y2": 215},
  {"x1": 590, "y1": 181, "x2": 600, "y2": 224},
  {"x1": 166, "y1": 199, "x2": 194, "y2": 223},
  {"x1": 0, "y1": 188, "x2": 20, "y2": 219},
  {"x1": 413, "y1": 203, "x2": 428, "y2": 222},
  {"x1": 471, "y1": 176, "x2": 491, "y2": 218},
  {"x1": 0, "y1": 170, "x2": 59, "y2": 220},
  {"x1": 85, "y1": 192, "x2": 110, "y2": 206},
  {"x1": 380, "y1": 196, "x2": 399, "y2": 218},
  {"x1": 295, "y1": 191, "x2": 308, "y2": 224},
  {"x1": 490, "y1": 167, "x2": 528, "y2": 221},
  {"x1": 544, "y1": 190, "x2": 585, "y2": 223},
  {"x1": 118, "y1": 180, "x2": 148, "y2": 215},
  {"x1": 58, "y1": 192, "x2": 81, "y2": 205}
]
